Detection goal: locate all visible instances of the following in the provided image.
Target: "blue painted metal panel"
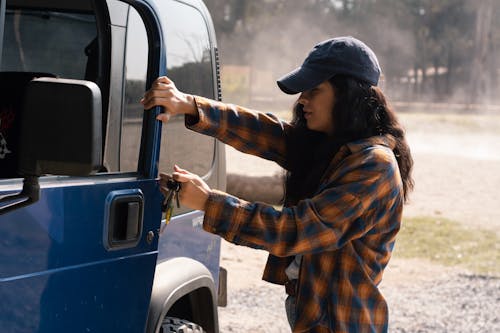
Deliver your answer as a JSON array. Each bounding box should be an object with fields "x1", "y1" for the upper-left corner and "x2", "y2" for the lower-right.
[
  {"x1": 0, "y1": 0, "x2": 223, "y2": 331},
  {"x1": 0, "y1": 178, "x2": 163, "y2": 332}
]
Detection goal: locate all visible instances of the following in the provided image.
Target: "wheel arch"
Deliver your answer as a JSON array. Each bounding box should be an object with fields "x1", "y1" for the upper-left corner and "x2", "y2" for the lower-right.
[{"x1": 146, "y1": 257, "x2": 219, "y2": 333}]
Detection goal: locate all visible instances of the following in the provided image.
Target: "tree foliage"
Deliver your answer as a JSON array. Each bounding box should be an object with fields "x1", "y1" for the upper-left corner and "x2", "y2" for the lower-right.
[{"x1": 205, "y1": 0, "x2": 500, "y2": 104}]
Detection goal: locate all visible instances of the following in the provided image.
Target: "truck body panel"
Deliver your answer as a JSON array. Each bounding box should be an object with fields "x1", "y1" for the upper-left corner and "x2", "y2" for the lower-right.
[{"x1": 0, "y1": 0, "x2": 224, "y2": 331}]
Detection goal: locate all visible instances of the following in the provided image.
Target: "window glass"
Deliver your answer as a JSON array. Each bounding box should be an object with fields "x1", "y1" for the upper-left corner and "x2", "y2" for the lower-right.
[
  {"x1": 120, "y1": 6, "x2": 148, "y2": 172},
  {"x1": 157, "y1": 0, "x2": 215, "y2": 177},
  {"x1": 0, "y1": 6, "x2": 97, "y2": 180},
  {"x1": 1, "y1": 9, "x2": 96, "y2": 78}
]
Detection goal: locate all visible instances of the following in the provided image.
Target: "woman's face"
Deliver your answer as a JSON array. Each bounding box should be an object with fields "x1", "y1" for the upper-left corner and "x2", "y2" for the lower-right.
[{"x1": 297, "y1": 81, "x2": 336, "y2": 135}]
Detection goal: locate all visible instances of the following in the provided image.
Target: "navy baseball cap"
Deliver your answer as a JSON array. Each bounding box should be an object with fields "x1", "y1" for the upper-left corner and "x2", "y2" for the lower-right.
[{"x1": 277, "y1": 36, "x2": 381, "y2": 94}]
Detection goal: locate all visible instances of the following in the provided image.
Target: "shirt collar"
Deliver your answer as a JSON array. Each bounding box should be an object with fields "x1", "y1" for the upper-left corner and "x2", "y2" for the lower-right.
[
  {"x1": 345, "y1": 134, "x2": 397, "y2": 153},
  {"x1": 319, "y1": 134, "x2": 397, "y2": 185}
]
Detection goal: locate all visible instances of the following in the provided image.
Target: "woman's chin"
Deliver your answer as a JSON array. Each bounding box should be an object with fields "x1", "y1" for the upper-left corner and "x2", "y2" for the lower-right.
[
  {"x1": 306, "y1": 121, "x2": 321, "y2": 131},
  {"x1": 306, "y1": 124, "x2": 332, "y2": 135}
]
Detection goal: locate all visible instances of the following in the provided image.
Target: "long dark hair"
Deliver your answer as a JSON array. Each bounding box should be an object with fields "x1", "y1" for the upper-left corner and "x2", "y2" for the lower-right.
[{"x1": 284, "y1": 75, "x2": 414, "y2": 206}]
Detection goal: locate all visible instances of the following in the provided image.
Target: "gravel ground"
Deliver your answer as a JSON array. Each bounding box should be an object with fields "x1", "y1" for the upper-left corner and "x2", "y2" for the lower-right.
[
  {"x1": 219, "y1": 274, "x2": 500, "y2": 333},
  {"x1": 219, "y1": 284, "x2": 289, "y2": 332},
  {"x1": 382, "y1": 273, "x2": 500, "y2": 333},
  {"x1": 218, "y1": 242, "x2": 500, "y2": 333}
]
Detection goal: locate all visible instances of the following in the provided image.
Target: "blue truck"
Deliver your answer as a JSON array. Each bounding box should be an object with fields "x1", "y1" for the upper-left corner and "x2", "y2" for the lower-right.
[{"x1": 0, "y1": 0, "x2": 226, "y2": 332}]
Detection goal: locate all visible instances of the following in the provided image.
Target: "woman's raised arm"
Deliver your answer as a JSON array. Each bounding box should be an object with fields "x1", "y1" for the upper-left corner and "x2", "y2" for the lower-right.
[{"x1": 143, "y1": 76, "x2": 291, "y2": 168}]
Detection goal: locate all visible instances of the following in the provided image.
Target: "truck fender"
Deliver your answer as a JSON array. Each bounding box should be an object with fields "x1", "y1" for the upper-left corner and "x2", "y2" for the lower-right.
[{"x1": 146, "y1": 257, "x2": 219, "y2": 333}]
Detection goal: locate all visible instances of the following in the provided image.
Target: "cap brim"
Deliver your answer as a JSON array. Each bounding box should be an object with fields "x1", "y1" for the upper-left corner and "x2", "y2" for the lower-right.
[{"x1": 277, "y1": 66, "x2": 330, "y2": 95}]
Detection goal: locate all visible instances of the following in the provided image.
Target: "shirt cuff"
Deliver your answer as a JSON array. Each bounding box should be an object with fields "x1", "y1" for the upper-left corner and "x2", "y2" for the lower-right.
[
  {"x1": 203, "y1": 189, "x2": 246, "y2": 242},
  {"x1": 185, "y1": 95, "x2": 215, "y2": 133}
]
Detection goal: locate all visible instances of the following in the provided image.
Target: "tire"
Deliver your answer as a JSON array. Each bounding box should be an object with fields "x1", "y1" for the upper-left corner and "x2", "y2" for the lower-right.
[{"x1": 160, "y1": 316, "x2": 205, "y2": 333}]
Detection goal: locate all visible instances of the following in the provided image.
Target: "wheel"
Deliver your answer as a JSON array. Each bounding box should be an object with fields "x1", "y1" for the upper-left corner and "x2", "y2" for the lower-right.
[{"x1": 160, "y1": 316, "x2": 205, "y2": 333}]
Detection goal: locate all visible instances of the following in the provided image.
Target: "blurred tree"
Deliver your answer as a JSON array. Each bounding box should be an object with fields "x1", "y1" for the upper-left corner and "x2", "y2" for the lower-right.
[
  {"x1": 469, "y1": 0, "x2": 494, "y2": 104},
  {"x1": 203, "y1": 0, "x2": 246, "y2": 34},
  {"x1": 204, "y1": 0, "x2": 500, "y2": 105},
  {"x1": 400, "y1": 0, "x2": 475, "y2": 101}
]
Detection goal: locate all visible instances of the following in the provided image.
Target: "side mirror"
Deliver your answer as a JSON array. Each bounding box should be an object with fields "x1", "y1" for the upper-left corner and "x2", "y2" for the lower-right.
[
  {"x1": 0, "y1": 78, "x2": 102, "y2": 215},
  {"x1": 19, "y1": 77, "x2": 102, "y2": 176}
]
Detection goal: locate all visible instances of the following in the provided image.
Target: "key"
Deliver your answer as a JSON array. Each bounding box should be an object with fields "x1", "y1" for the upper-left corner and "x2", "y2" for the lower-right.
[
  {"x1": 162, "y1": 188, "x2": 175, "y2": 212},
  {"x1": 167, "y1": 179, "x2": 181, "y2": 208},
  {"x1": 174, "y1": 188, "x2": 180, "y2": 208},
  {"x1": 161, "y1": 178, "x2": 182, "y2": 227},
  {"x1": 161, "y1": 179, "x2": 181, "y2": 210}
]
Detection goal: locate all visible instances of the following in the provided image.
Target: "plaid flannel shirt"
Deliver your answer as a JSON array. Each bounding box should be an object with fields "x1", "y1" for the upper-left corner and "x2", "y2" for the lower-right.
[{"x1": 186, "y1": 96, "x2": 404, "y2": 333}]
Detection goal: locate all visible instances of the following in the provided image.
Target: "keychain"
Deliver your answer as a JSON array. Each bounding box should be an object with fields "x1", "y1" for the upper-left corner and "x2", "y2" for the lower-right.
[{"x1": 161, "y1": 178, "x2": 181, "y2": 230}]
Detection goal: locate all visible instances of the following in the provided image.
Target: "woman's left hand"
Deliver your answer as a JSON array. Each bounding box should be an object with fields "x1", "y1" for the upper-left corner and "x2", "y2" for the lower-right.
[{"x1": 159, "y1": 165, "x2": 211, "y2": 211}]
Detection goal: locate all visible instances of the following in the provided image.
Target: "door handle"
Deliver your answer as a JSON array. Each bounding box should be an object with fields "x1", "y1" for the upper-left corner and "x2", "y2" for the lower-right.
[{"x1": 104, "y1": 189, "x2": 144, "y2": 250}]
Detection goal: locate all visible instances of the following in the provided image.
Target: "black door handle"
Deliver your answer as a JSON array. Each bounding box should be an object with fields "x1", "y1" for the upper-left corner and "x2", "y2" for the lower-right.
[{"x1": 104, "y1": 189, "x2": 144, "y2": 250}]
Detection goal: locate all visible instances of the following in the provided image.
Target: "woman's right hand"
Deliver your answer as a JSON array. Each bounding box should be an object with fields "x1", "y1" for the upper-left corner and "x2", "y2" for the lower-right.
[
  {"x1": 159, "y1": 165, "x2": 211, "y2": 211},
  {"x1": 141, "y1": 76, "x2": 197, "y2": 123}
]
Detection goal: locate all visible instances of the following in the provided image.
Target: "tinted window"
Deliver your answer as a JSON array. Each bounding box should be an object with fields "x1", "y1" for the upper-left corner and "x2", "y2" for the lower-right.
[
  {"x1": 0, "y1": 6, "x2": 97, "y2": 180},
  {"x1": 120, "y1": 6, "x2": 148, "y2": 172},
  {"x1": 1, "y1": 9, "x2": 96, "y2": 78},
  {"x1": 157, "y1": 0, "x2": 215, "y2": 177}
]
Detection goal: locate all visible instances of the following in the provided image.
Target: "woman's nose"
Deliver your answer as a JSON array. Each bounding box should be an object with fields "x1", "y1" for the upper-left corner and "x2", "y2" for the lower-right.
[{"x1": 298, "y1": 93, "x2": 308, "y2": 105}]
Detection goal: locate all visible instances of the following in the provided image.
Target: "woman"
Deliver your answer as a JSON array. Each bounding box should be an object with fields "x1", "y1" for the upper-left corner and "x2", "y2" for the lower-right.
[{"x1": 142, "y1": 36, "x2": 413, "y2": 333}]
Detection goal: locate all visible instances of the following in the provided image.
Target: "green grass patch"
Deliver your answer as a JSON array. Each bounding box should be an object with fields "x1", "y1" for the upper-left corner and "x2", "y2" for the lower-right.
[{"x1": 394, "y1": 216, "x2": 500, "y2": 276}]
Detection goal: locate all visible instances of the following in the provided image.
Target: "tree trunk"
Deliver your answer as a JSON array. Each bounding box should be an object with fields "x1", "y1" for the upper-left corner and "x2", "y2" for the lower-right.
[
  {"x1": 469, "y1": 0, "x2": 493, "y2": 104},
  {"x1": 445, "y1": 45, "x2": 454, "y2": 99},
  {"x1": 433, "y1": 59, "x2": 440, "y2": 101},
  {"x1": 413, "y1": 64, "x2": 419, "y2": 99}
]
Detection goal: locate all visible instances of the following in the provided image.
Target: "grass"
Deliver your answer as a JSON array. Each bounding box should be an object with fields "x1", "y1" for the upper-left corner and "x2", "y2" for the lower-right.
[{"x1": 394, "y1": 216, "x2": 500, "y2": 276}]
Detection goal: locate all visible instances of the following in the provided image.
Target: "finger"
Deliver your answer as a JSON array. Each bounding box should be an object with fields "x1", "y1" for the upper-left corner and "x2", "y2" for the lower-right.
[
  {"x1": 174, "y1": 165, "x2": 190, "y2": 174},
  {"x1": 142, "y1": 87, "x2": 167, "y2": 102},
  {"x1": 156, "y1": 112, "x2": 171, "y2": 123},
  {"x1": 159, "y1": 172, "x2": 173, "y2": 181},
  {"x1": 174, "y1": 165, "x2": 206, "y2": 188},
  {"x1": 142, "y1": 88, "x2": 172, "y2": 102},
  {"x1": 143, "y1": 97, "x2": 172, "y2": 110},
  {"x1": 142, "y1": 86, "x2": 175, "y2": 102},
  {"x1": 157, "y1": 76, "x2": 172, "y2": 84},
  {"x1": 158, "y1": 177, "x2": 172, "y2": 189},
  {"x1": 151, "y1": 81, "x2": 171, "y2": 90},
  {"x1": 172, "y1": 171, "x2": 195, "y2": 183}
]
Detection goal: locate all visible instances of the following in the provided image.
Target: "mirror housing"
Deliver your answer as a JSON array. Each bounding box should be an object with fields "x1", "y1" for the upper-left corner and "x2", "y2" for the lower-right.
[
  {"x1": 1, "y1": 78, "x2": 103, "y2": 215},
  {"x1": 18, "y1": 77, "x2": 102, "y2": 177}
]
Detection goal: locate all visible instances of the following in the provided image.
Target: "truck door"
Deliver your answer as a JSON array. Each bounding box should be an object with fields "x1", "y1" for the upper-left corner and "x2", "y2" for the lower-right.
[{"x1": 0, "y1": 1, "x2": 164, "y2": 332}]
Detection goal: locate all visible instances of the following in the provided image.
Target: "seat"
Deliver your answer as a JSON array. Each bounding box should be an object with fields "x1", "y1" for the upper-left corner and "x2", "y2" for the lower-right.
[{"x1": 0, "y1": 72, "x2": 55, "y2": 178}]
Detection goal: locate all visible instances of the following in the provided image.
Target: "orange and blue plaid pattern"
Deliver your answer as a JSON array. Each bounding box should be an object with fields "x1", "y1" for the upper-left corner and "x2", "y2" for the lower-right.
[{"x1": 188, "y1": 96, "x2": 404, "y2": 332}]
